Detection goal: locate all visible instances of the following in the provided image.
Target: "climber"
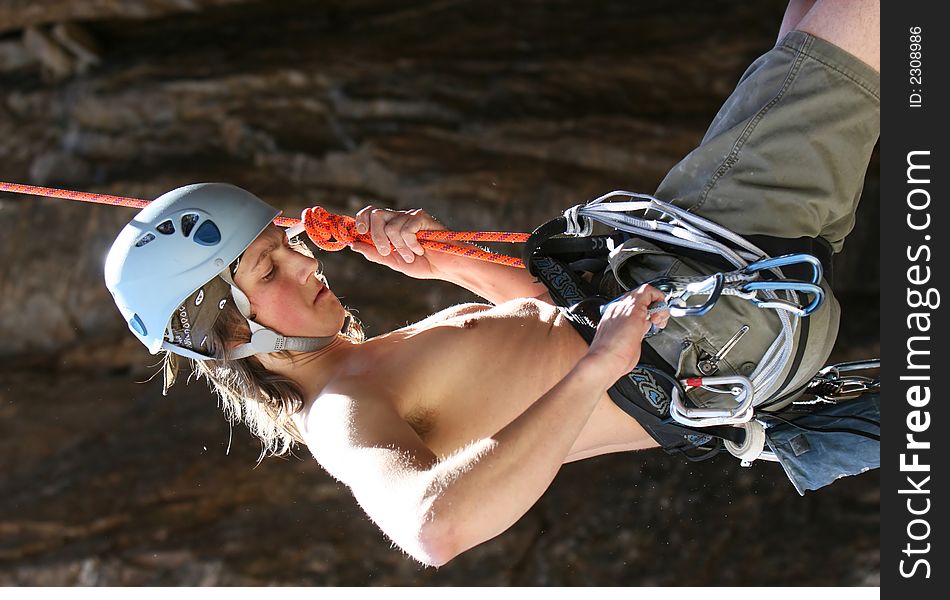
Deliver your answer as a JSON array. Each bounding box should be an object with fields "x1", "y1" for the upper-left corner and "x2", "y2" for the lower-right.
[{"x1": 104, "y1": 0, "x2": 879, "y2": 566}]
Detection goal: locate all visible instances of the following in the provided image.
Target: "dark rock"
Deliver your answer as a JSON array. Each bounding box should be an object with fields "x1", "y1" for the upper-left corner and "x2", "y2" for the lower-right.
[{"x1": 0, "y1": 37, "x2": 33, "y2": 72}]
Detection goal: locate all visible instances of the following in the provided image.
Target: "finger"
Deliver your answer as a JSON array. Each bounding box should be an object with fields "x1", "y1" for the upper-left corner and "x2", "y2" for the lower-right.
[
  {"x1": 413, "y1": 208, "x2": 445, "y2": 231},
  {"x1": 637, "y1": 284, "x2": 667, "y2": 304},
  {"x1": 354, "y1": 205, "x2": 375, "y2": 235},
  {"x1": 619, "y1": 296, "x2": 646, "y2": 319},
  {"x1": 385, "y1": 217, "x2": 415, "y2": 263},
  {"x1": 647, "y1": 299, "x2": 670, "y2": 316},
  {"x1": 401, "y1": 213, "x2": 426, "y2": 256},
  {"x1": 369, "y1": 209, "x2": 394, "y2": 256}
]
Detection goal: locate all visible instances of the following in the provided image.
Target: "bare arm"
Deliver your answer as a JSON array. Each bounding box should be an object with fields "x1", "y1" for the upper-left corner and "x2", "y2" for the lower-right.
[
  {"x1": 299, "y1": 284, "x2": 668, "y2": 566},
  {"x1": 433, "y1": 246, "x2": 550, "y2": 304},
  {"x1": 348, "y1": 205, "x2": 549, "y2": 304},
  {"x1": 303, "y1": 354, "x2": 614, "y2": 566}
]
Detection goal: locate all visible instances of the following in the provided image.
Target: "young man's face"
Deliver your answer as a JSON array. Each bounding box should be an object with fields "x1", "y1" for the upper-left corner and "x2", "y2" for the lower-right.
[{"x1": 233, "y1": 225, "x2": 345, "y2": 337}]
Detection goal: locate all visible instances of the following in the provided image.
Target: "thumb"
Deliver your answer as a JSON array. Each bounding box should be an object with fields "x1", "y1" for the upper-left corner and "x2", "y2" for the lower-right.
[
  {"x1": 349, "y1": 241, "x2": 388, "y2": 265},
  {"x1": 349, "y1": 241, "x2": 373, "y2": 257}
]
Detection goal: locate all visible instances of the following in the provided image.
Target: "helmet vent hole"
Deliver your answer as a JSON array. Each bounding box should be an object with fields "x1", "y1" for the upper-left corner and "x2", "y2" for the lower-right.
[
  {"x1": 156, "y1": 220, "x2": 175, "y2": 235},
  {"x1": 134, "y1": 233, "x2": 156, "y2": 247},
  {"x1": 129, "y1": 314, "x2": 147, "y2": 336},
  {"x1": 180, "y1": 213, "x2": 200, "y2": 237},
  {"x1": 193, "y1": 219, "x2": 221, "y2": 246}
]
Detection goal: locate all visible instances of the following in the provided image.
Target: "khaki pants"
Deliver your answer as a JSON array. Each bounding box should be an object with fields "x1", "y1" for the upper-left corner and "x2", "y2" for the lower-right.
[
  {"x1": 621, "y1": 31, "x2": 880, "y2": 404},
  {"x1": 656, "y1": 30, "x2": 880, "y2": 253}
]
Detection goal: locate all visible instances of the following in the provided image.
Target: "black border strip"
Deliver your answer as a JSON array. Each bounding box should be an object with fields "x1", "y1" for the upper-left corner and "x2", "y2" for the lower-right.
[{"x1": 882, "y1": 2, "x2": 945, "y2": 595}]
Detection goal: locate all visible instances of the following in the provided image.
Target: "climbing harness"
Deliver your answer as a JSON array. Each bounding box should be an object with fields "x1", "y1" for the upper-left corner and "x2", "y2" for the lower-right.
[
  {"x1": 529, "y1": 191, "x2": 830, "y2": 423},
  {"x1": 522, "y1": 189, "x2": 879, "y2": 467}
]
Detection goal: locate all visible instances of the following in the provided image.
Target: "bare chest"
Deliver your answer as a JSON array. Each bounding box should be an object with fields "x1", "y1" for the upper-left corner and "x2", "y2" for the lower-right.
[
  {"x1": 331, "y1": 298, "x2": 656, "y2": 460},
  {"x1": 357, "y1": 299, "x2": 587, "y2": 454}
]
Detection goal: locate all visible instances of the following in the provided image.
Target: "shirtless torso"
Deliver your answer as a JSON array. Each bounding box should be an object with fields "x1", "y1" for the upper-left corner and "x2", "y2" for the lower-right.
[{"x1": 310, "y1": 298, "x2": 657, "y2": 463}]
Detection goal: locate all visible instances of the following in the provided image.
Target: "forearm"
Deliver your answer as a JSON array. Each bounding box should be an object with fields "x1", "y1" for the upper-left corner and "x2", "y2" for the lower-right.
[
  {"x1": 423, "y1": 353, "x2": 622, "y2": 559},
  {"x1": 432, "y1": 243, "x2": 548, "y2": 304}
]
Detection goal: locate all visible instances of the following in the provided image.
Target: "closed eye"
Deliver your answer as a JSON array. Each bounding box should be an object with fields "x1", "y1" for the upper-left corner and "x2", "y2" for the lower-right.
[{"x1": 262, "y1": 264, "x2": 276, "y2": 281}]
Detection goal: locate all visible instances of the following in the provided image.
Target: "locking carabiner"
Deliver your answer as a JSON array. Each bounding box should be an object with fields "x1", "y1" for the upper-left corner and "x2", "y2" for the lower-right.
[
  {"x1": 650, "y1": 272, "x2": 725, "y2": 317},
  {"x1": 669, "y1": 374, "x2": 756, "y2": 427}
]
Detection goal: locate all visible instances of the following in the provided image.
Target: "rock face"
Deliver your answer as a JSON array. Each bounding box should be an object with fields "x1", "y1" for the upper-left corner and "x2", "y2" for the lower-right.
[{"x1": 0, "y1": 0, "x2": 879, "y2": 586}]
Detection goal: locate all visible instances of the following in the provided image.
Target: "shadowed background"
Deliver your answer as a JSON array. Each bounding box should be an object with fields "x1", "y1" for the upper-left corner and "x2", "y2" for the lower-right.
[{"x1": 0, "y1": 0, "x2": 879, "y2": 586}]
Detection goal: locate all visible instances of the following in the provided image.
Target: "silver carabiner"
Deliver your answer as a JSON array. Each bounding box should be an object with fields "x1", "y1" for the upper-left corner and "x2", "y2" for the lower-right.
[
  {"x1": 808, "y1": 359, "x2": 880, "y2": 400},
  {"x1": 817, "y1": 359, "x2": 881, "y2": 378},
  {"x1": 669, "y1": 374, "x2": 756, "y2": 427},
  {"x1": 650, "y1": 272, "x2": 725, "y2": 317}
]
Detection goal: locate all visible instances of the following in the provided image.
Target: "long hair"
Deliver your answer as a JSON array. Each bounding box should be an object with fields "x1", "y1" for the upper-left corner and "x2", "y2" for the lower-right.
[{"x1": 160, "y1": 241, "x2": 364, "y2": 459}]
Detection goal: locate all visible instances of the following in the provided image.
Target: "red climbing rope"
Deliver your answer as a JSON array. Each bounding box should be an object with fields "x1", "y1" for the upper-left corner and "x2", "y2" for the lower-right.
[
  {"x1": 0, "y1": 181, "x2": 151, "y2": 209},
  {"x1": 0, "y1": 181, "x2": 529, "y2": 268}
]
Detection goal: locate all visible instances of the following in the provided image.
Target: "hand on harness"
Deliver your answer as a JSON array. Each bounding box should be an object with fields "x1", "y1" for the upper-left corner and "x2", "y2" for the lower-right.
[{"x1": 587, "y1": 283, "x2": 670, "y2": 380}]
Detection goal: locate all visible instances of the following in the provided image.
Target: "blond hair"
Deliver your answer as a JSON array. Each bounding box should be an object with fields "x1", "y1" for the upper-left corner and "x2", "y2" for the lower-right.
[{"x1": 161, "y1": 241, "x2": 364, "y2": 459}]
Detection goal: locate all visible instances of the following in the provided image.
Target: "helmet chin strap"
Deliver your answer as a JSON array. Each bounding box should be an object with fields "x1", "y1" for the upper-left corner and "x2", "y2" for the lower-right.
[{"x1": 218, "y1": 268, "x2": 347, "y2": 360}]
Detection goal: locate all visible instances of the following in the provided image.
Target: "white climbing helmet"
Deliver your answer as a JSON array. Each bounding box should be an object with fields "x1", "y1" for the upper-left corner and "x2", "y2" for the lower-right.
[{"x1": 104, "y1": 182, "x2": 339, "y2": 361}]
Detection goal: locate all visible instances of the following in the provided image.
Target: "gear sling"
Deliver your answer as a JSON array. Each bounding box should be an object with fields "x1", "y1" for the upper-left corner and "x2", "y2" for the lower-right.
[{"x1": 523, "y1": 191, "x2": 843, "y2": 463}]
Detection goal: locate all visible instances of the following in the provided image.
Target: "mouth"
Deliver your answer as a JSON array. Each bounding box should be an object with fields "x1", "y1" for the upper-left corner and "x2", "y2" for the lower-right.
[{"x1": 314, "y1": 286, "x2": 326, "y2": 304}]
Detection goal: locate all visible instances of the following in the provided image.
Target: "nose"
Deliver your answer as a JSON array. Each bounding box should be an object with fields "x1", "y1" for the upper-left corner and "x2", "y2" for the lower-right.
[{"x1": 293, "y1": 253, "x2": 322, "y2": 286}]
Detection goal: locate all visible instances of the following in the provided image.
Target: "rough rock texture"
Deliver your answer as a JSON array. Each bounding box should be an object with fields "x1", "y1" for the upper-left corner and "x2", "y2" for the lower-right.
[
  {"x1": 0, "y1": 0, "x2": 255, "y2": 35},
  {"x1": 0, "y1": 0, "x2": 879, "y2": 586}
]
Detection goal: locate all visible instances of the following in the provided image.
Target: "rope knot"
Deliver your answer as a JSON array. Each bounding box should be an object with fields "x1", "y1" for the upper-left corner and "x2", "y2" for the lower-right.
[{"x1": 302, "y1": 206, "x2": 362, "y2": 251}]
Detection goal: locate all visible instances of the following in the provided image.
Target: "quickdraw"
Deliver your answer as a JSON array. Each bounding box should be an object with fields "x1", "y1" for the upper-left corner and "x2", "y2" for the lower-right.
[
  {"x1": 805, "y1": 359, "x2": 880, "y2": 402},
  {"x1": 597, "y1": 252, "x2": 825, "y2": 321}
]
